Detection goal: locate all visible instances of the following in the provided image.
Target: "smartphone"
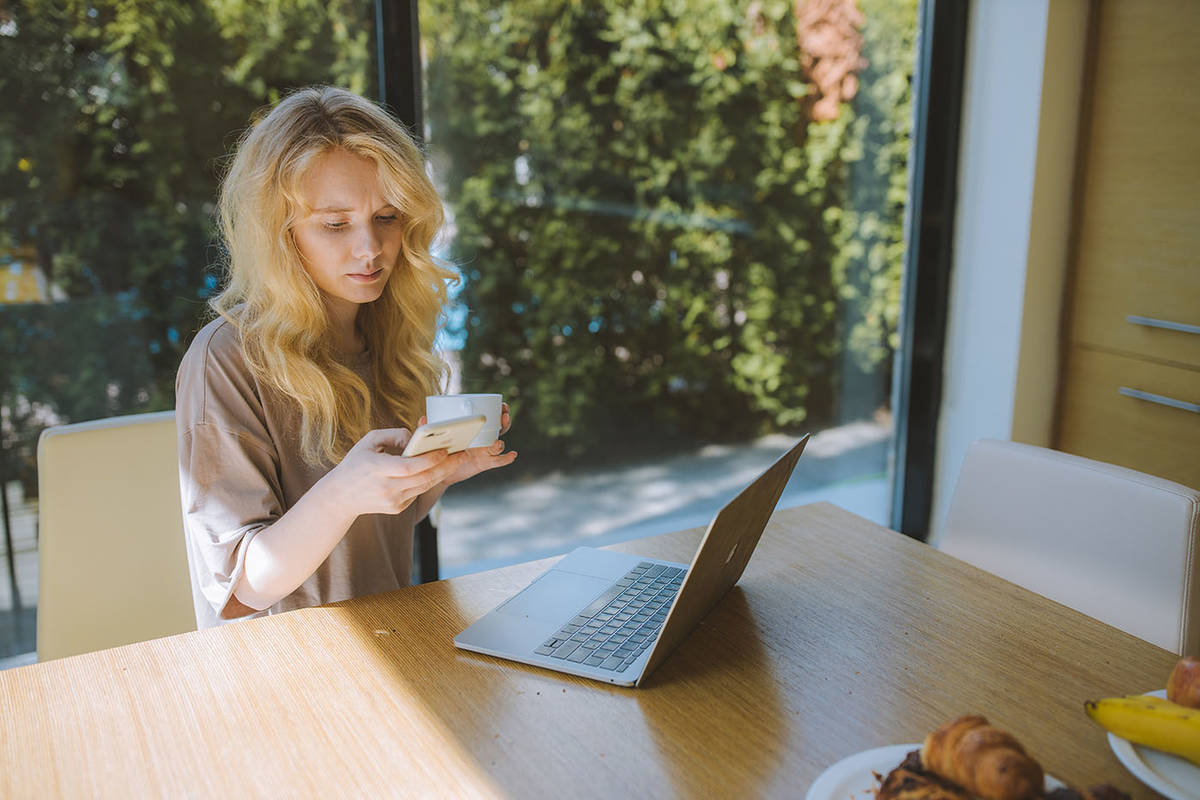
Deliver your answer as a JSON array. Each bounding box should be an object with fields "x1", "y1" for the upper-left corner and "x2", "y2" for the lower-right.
[{"x1": 400, "y1": 414, "x2": 487, "y2": 457}]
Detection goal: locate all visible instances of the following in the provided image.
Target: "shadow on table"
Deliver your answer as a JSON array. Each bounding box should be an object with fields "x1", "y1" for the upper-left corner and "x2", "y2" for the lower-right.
[
  {"x1": 335, "y1": 563, "x2": 789, "y2": 796},
  {"x1": 634, "y1": 587, "x2": 791, "y2": 797}
]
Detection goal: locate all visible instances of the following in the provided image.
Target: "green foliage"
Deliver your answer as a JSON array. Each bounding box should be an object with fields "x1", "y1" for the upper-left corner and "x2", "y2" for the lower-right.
[
  {"x1": 0, "y1": 0, "x2": 377, "y2": 488},
  {"x1": 0, "y1": 0, "x2": 918, "y2": 483},
  {"x1": 425, "y1": 0, "x2": 917, "y2": 457}
]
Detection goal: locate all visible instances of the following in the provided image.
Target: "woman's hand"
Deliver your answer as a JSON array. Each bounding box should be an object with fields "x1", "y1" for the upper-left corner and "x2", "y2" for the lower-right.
[
  {"x1": 437, "y1": 437, "x2": 517, "y2": 488},
  {"x1": 418, "y1": 402, "x2": 516, "y2": 490},
  {"x1": 235, "y1": 420, "x2": 514, "y2": 611},
  {"x1": 327, "y1": 427, "x2": 474, "y2": 516}
]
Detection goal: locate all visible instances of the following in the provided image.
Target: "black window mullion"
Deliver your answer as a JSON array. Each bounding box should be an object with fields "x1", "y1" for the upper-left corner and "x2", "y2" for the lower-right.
[
  {"x1": 889, "y1": 0, "x2": 971, "y2": 540},
  {"x1": 377, "y1": 0, "x2": 437, "y2": 582},
  {"x1": 375, "y1": 0, "x2": 423, "y2": 141}
]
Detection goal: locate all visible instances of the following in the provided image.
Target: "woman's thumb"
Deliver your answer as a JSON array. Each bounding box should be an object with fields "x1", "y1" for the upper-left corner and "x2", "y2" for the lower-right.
[{"x1": 363, "y1": 427, "x2": 412, "y2": 453}]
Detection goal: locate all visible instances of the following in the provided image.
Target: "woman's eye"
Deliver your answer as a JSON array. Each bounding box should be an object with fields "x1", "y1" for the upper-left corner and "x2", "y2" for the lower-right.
[
  {"x1": 323, "y1": 222, "x2": 348, "y2": 232},
  {"x1": 376, "y1": 215, "x2": 398, "y2": 224}
]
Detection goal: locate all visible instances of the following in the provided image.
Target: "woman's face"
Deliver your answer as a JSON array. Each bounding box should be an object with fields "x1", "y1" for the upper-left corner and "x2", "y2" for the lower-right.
[{"x1": 291, "y1": 148, "x2": 403, "y2": 321}]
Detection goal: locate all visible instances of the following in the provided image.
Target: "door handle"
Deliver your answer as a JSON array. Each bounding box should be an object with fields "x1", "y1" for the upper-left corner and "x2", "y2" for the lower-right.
[
  {"x1": 1126, "y1": 315, "x2": 1200, "y2": 336},
  {"x1": 1119, "y1": 386, "x2": 1200, "y2": 414}
]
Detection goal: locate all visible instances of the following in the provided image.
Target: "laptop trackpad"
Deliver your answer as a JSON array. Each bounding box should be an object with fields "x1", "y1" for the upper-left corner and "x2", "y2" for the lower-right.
[{"x1": 497, "y1": 570, "x2": 611, "y2": 623}]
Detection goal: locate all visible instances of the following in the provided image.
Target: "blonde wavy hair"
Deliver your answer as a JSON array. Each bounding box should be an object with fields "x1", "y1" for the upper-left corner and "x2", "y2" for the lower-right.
[{"x1": 211, "y1": 86, "x2": 454, "y2": 466}]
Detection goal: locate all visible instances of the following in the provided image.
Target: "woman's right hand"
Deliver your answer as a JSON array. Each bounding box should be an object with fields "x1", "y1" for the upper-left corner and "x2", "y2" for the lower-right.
[{"x1": 327, "y1": 427, "x2": 467, "y2": 516}]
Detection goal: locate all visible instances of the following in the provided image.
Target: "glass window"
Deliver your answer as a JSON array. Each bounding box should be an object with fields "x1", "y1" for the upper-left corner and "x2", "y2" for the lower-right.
[
  {"x1": 0, "y1": 0, "x2": 378, "y2": 664},
  {"x1": 421, "y1": 0, "x2": 919, "y2": 576},
  {"x1": 0, "y1": 0, "x2": 924, "y2": 663}
]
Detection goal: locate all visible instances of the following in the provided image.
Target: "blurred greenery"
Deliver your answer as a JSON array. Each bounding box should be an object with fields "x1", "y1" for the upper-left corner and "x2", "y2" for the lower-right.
[
  {"x1": 0, "y1": 0, "x2": 917, "y2": 486},
  {"x1": 0, "y1": 0, "x2": 377, "y2": 490},
  {"x1": 425, "y1": 0, "x2": 917, "y2": 458}
]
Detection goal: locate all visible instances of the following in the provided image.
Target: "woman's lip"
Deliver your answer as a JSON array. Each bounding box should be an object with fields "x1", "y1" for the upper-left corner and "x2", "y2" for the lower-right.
[{"x1": 347, "y1": 268, "x2": 384, "y2": 281}]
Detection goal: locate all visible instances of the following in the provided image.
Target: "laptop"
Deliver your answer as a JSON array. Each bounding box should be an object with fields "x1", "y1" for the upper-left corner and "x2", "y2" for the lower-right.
[{"x1": 453, "y1": 434, "x2": 809, "y2": 687}]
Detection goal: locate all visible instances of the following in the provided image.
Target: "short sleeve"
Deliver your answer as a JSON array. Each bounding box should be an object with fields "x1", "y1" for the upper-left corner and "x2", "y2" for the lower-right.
[
  {"x1": 179, "y1": 422, "x2": 282, "y2": 621},
  {"x1": 176, "y1": 319, "x2": 285, "y2": 625}
]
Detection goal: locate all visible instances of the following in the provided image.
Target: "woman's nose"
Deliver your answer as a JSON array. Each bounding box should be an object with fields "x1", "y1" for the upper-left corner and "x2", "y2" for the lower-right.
[{"x1": 352, "y1": 227, "x2": 382, "y2": 261}]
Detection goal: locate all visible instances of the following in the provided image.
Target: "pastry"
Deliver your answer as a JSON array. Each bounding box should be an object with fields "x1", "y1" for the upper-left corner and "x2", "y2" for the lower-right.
[
  {"x1": 873, "y1": 718, "x2": 1130, "y2": 800},
  {"x1": 921, "y1": 715, "x2": 1043, "y2": 800},
  {"x1": 875, "y1": 749, "x2": 970, "y2": 800}
]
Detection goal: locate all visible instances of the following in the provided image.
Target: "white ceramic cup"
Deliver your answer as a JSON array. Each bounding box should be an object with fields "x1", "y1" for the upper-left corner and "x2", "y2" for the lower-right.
[{"x1": 425, "y1": 393, "x2": 503, "y2": 449}]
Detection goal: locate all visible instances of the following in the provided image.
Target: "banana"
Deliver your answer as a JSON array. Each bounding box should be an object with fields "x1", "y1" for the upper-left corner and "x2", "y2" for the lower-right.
[{"x1": 1084, "y1": 694, "x2": 1200, "y2": 766}]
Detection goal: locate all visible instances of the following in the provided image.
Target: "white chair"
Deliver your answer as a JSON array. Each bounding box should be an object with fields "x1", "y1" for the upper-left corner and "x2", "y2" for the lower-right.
[
  {"x1": 37, "y1": 411, "x2": 195, "y2": 661},
  {"x1": 939, "y1": 439, "x2": 1200, "y2": 655}
]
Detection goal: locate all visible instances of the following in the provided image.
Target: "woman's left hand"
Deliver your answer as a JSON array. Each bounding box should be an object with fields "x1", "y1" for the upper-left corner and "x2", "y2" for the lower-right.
[
  {"x1": 438, "y1": 438, "x2": 517, "y2": 488},
  {"x1": 420, "y1": 402, "x2": 515, "y2": 490}
]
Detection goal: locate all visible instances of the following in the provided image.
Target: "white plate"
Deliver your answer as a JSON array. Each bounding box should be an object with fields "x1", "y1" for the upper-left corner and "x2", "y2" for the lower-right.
[
  {"x1": 806, "y1": 744, "x2": 1065, "y2": 800},
  {"x1": 1106, "y1": 689, "x2": 1200, "y2": 800}
]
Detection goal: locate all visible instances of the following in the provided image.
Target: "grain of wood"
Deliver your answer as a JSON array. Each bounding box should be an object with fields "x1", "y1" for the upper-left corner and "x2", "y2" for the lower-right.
[{"x1": 0, "y1": 503, "x2": 1176, "y2": 798}]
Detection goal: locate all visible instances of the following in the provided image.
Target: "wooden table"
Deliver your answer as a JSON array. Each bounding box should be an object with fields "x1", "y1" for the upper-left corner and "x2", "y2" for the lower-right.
[{"x1": 0, "y1": 503, "x2": 1177, "y2": 798}]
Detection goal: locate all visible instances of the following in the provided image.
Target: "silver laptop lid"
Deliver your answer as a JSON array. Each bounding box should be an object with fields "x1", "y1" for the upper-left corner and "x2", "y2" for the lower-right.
[{"x1": 636, "y1": 434, "x2": 809, "y2": 685}]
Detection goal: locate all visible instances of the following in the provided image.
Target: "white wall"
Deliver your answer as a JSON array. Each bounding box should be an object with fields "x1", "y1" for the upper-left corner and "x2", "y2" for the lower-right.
[{"x1": 928, "y1": 0, "x2": 1059, "y2": 544}]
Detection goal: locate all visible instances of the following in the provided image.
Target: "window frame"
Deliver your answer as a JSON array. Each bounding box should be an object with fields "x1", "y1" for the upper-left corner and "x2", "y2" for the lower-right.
[{"x1": 888, "y1": 0, "x2": 970, "y2": 540}]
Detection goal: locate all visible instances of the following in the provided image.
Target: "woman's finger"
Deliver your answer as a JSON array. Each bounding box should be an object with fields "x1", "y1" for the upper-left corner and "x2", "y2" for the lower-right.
[
  {"x1": 390, "y1": 451, "x2": 469, "y2": 496},
  {"x1": 379, "y1": 448, "x2": 449, "y2": 477},
  {"x1": 358, "y1": 427, "x2": 412, "y2": 453},
  {"x1": 462, "y1": 440, "x2": 505, "y2": 456},
  {"x1": 448, "y1": 447, "x2": 517, "y2": 483},
  {"x1": 473, "y1": 450, "x2": 518, "y2": 474}
]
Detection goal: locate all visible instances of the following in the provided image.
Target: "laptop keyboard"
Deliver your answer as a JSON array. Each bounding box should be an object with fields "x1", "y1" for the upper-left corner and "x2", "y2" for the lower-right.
[{"x1": 534, "y1": 561, "x2": 686, "y2": 672}]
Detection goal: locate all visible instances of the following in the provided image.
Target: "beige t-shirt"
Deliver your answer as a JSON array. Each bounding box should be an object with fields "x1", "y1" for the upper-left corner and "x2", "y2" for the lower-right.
[{"x1": 175, "y1": 316, "x2": 419, "y2": 629}]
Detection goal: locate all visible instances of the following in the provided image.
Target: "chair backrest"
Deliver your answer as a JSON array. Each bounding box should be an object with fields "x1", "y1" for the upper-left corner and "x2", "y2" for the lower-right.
[
  {"x1": 37, "y1": 410, "x2": 195, "y2": 661},
  {"x1": 940, "y1": 439, "x2": 1200, "y2": 655}
]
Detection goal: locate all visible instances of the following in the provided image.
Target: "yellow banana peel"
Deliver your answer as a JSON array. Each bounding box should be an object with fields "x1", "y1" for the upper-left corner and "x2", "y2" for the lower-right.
[{"x1": 1084, "y1": 694, "x2": 1200, "y2": 766}]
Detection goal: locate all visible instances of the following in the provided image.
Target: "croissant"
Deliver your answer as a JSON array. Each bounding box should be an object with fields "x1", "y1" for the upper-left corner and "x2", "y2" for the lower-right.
[{"x1": 921, "y1": 715, "x2": 1044, "y2": 800}]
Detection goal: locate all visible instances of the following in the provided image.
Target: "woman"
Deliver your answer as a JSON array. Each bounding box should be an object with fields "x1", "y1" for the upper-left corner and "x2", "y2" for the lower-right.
[{"x1": 176, "y1": 86, "x2": 515, "y2": 628}]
